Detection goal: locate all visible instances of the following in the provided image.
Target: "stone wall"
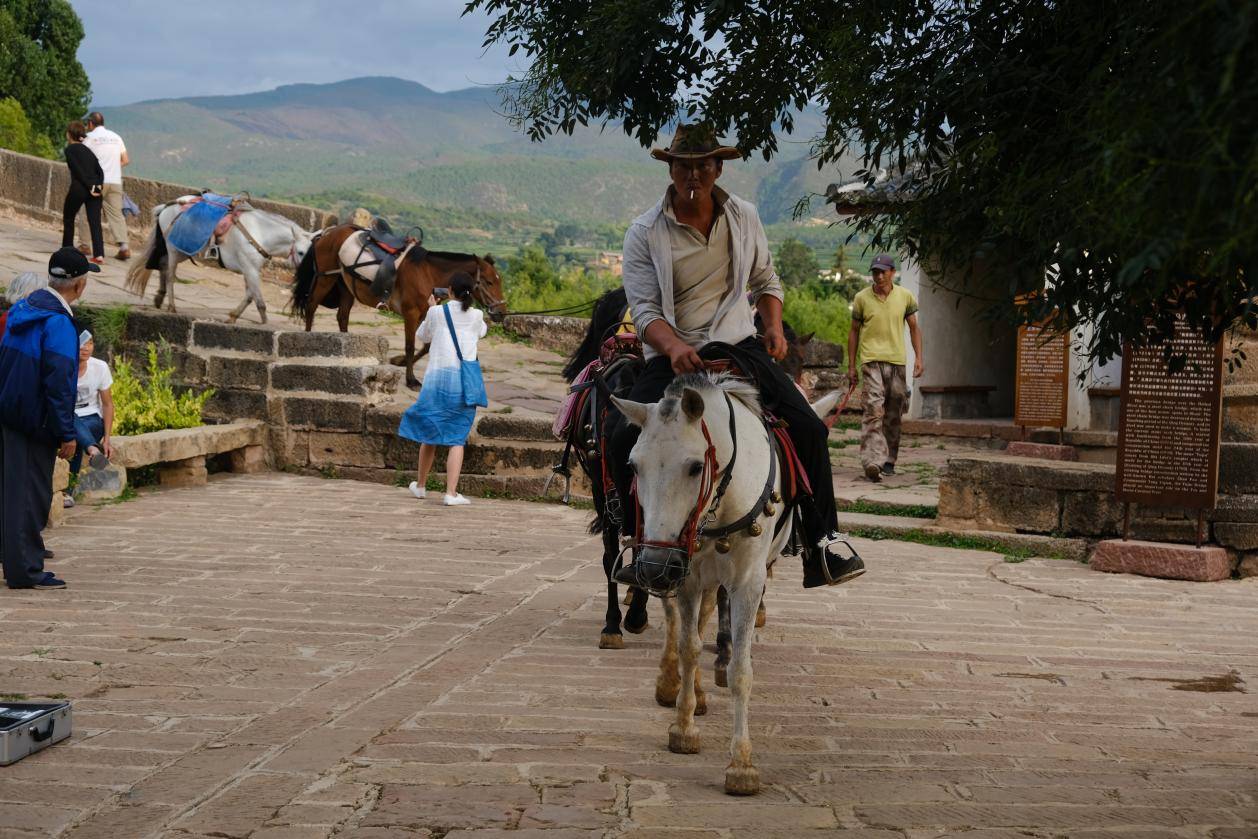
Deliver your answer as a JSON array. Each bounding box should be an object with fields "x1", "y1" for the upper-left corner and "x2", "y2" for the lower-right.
[
  {"x1": 938, "y1": 447, "x2": 1258, "y2": 566},
  {"x1": 59, "y1": 305, "x2": 574, "y2": 498},
  {"x1": 0, "y1": 147, "x2": 337, "y2": 233}
]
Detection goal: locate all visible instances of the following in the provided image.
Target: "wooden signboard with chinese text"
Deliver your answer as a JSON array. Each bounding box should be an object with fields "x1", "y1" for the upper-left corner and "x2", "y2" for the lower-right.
[
  {"x1": 1014, "y1": 323, "x2": 1070, "y2": 428},
  {"x1": 1115, "y1": 316, "x2": 1224, "y2": 509}
]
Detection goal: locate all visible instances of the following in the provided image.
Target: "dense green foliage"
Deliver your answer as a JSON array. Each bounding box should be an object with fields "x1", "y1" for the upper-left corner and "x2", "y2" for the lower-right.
[
  {"x1": 501, "y1": 244, "x2": 621, "y2": 313},
  {"x1": 775, "y1": 237, "x2": 820, "y2": 287},
  {"x1": 0, "y1": 97, "x2": 54, "y2": 157},
  {"x1": 468, "y1": 0, "x2": 1258, "y2": 362},
  {"x1": 783, "y1": 282, "x2": 852, "y2": 346},
  {"x1": 112, "y1": 343, "x2": 213, "y2": 436},
  {"x1": 0, "y1": 1, "x2": 90, "y2": 149}
]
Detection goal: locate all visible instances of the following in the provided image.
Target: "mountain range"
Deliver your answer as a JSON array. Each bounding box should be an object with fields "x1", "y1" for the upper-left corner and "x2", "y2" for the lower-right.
[{"x1": 105, "y1": 76, "x2": 858, "y2": 255}]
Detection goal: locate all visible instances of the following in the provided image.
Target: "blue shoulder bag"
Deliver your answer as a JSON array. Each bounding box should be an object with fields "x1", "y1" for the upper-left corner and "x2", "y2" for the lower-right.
[{"x1": 443, "y1": 304, "x2": 488, "y2": 408}]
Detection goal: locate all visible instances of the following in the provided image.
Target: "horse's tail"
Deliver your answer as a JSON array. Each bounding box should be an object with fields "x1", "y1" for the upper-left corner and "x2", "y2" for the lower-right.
[
  {"x1": 125, "y1": 209, "x2": 166, "y2": 296},
  {"x1": 562, "y1": 285, "x2": 628, "y2": 382},
  {"x1": 288, "y1": 244, "x2": 319, "y2": 318}
]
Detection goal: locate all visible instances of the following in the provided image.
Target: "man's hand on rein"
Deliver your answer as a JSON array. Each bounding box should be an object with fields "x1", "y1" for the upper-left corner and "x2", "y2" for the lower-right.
[{"x1": 761, "y1": 324, "x2": 788, "y2": 361}]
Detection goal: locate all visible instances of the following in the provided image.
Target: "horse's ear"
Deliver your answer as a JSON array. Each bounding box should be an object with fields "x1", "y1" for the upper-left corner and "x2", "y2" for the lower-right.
[
  {"x1": 484, "y1": 254, "x2": 495, "y2": 265},
  {"x1": 800, "y1": 331, "x2": 815, "y2": 345},
  {"x1": 681, "y1": 388, "x2": 705, "y2": 422},
  {"x1": 611, "y1": 396, "x2": 649, "y2": 428}
]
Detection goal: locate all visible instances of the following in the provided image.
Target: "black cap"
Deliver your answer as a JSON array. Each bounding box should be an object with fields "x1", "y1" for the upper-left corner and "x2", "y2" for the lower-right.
[{"x1": 48, "y1": 247, "x2": 100, "y2": 280}]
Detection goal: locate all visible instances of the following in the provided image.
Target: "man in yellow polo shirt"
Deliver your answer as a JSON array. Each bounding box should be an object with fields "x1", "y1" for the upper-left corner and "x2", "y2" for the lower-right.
[{"x1": 848, "y1": 254, "x2": 924, "y2": 482}]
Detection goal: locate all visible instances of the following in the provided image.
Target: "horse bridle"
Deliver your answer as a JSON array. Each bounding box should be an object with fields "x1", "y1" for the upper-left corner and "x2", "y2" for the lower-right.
[
  {"x1": 626, "y1": 390, "x2": 780, "y2": 597},
  {"x1": 471, "y1": 262, "x2": 507, "y2": 315}
]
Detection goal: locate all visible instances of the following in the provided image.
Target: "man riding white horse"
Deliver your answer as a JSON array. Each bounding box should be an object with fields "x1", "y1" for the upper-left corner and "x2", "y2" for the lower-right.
[{"x1": 609, "y1": 123, "x2": 865, "y2": 591}]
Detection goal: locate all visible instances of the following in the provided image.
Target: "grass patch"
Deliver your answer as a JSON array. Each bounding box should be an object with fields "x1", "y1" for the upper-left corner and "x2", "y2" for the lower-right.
[
  {"x1": 0, "y1": 693, "x2": 29, "y2": 702},
  {"x1": 839, "y1": 499, "x2": 939, "y2": 519},
  {"x1": 827, "y1": 438, "x2": 853, "y2": 450},
  {"x1": 833, "y1": 417, "x2": 861, "y2": 431},
  {"x1": 846, "y1": 526, "x2": 1075, "y2": 561}
]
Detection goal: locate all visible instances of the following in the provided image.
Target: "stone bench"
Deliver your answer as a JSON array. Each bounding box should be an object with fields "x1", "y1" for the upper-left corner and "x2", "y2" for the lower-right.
[
  {"x1": 75, "y1": 420, "x2": 268, "y2": 501},
  {"x1": 919, "y1": 385, "x2": 997, "y2": 420}
]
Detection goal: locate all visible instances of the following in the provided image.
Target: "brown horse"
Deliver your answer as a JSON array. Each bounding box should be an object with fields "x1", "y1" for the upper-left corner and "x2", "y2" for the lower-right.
[{"x1": 289, "y1": 224, "x2": 508, "y2": 387}]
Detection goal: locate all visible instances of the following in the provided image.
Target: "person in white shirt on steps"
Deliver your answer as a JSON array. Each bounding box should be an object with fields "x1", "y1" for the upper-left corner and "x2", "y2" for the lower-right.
[
  {"x1": 77, "y1": 112, "x2": 131, "y2": 260},
  {"x1": 64, "y1": 332, "x2": 114, "y2": 509},
  {"x1": 397, "y1": 273, "x2": 488, "y2": 506}
]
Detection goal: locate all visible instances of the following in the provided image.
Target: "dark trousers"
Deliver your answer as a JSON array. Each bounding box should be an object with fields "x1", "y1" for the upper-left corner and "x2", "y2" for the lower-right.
[
  {"x1": 70, "y1": 413, "x2": 105, "y2": 476},
  {"x1": 63, "y1": 186, "x2": 103, "y2": 258},
  {"x1": 0, "y1": 425, "x2": 55, "y2": 588},
  {"x1": 608, "y1": 338, "x2": 839, "y2": 543}
]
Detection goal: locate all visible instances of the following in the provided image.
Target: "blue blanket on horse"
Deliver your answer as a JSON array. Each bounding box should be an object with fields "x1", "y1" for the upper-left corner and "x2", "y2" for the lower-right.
[{"x1": 167, "y1": 193, "x2": 234, "y2": 256}]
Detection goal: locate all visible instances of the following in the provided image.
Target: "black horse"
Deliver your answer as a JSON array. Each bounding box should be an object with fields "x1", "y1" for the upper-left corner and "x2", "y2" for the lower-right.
[
  {"x1": 560, "y1": 286, "x2": 651, "y2": 649},
  {"x1": 562, "y1": 288, "x2": 813, "y2": 657}
]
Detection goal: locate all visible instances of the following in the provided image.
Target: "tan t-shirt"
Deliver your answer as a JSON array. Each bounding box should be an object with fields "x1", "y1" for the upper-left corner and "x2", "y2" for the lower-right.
[{"x1": 663, "y1": 198, "x2": 732, "y2": 340}]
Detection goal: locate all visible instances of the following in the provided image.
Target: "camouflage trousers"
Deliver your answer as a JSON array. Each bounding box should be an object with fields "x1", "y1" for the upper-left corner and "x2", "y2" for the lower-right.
[{"x1": 860, "y1": 361, "x2": 908, "y2": 469}]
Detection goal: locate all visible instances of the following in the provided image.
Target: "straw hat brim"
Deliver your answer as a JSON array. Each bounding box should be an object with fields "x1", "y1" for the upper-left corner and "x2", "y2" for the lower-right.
[{"x1": 650, "y1": 146, "x2": 742, "y2": 162}]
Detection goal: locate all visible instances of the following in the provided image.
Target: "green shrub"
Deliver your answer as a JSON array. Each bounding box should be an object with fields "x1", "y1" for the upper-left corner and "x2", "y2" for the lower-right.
[
  {"x1": 503, "y1": 244, "x2": 620, "y2": 314},
  {"x1": 783, "y1": 282, "x2": 852, "y2": 346},
  {"x1": 112, "y1": 342, "x2": 213, "y2": 436}
]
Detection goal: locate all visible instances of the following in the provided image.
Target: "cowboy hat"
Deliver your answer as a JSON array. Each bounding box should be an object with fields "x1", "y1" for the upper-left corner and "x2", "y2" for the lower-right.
[{"x1": 650, "y1": 123, "x2": 742, "y2": 162}]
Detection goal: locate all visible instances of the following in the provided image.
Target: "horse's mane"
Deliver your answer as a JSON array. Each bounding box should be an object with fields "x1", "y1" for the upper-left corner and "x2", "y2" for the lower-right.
[
  {"x1": 563, "y1": 285, "x2": 628, "y2": 382},
  {"x1": 405, "y1": 247, "x2": 480, "y2": 268},
  {"x1": 663, "y1": 371, "x2": 761, "y2": 416}
]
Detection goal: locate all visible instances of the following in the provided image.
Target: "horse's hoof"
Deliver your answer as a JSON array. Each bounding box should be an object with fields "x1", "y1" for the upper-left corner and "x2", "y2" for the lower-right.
[
  {"x1": 755, "y1": 604, "x2": 767, "y2": 628},
  {"x1": 655, "y1": 678, "x2": 680, "y2": 708},
  {"x1": 668, "y1": 727, "x2": 700, "y2": 754},
  {"x1": 624, "y1": 613, "x2": 649, "y2": 635},
  {"x1": 599, "y1": 633, "x2": 624, "y2": 650},
  {"x1": 406, "y1": 380, "x2": 420, "y2": 391},
  {"x1": 724, "y1": 764, "x2": 760, "y2": 796},
  {"x1": 714, "y1": 666, "x2": 728, "y2": 688},
  {"x1": 389, "y1": 354, "x2": 407, "y2": 366}
]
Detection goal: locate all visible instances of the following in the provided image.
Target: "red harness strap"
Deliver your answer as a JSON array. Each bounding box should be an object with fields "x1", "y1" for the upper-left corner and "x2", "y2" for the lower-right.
[
  {"x1": 634, "y1": 418, "x2": 720, "y2": 554},
  {"x1": 771, "y1": 423, "x2": 812, "y2": 502}
]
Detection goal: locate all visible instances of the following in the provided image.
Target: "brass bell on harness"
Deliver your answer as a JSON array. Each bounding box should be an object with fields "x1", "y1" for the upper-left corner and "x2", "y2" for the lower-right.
[
  {"x1": 691, "y1": 539, "x2": 703, "y2": 553},
  {"x1": 747, "y1": 522, "x2": 763, "y2": 537},
  {"x1": 770, "y1": 490, "x2": 782, "y2": 504},
  {"x1": 583, "y1": 423, "x2": 593, "y2": 435},
  {"x1": 763, "y1": 502, "x2": 776, "y2": 518},
  {"x1": 715, "y1": 537, "x2": 733, "y2": 554}
]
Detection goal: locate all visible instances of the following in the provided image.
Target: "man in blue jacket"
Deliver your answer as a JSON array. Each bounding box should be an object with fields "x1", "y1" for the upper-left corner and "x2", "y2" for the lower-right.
[{"x1": 0, "y1": 248, "x2": 99, "y2": 589}]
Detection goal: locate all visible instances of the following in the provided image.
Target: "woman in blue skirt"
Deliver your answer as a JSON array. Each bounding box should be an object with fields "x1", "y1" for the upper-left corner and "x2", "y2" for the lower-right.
[{"x1": 398, "y1": 272, "x2": 487, "y2": 506}]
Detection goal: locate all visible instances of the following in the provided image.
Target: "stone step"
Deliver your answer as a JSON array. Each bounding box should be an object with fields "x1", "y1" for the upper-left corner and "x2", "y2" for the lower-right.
[
  {"x1": 474, "y1": 414, "x2": 556, "y2": 442},
  {"x1": 269, "y1": 361, "x2": 401, "y2": 397},
  {"x1": 276, "y1": 331, "x2": 389, "y2": 363}
]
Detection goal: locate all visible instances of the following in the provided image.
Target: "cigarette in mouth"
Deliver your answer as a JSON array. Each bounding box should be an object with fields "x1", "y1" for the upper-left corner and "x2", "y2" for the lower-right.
[{"x1": 689, "y1": 189, "x2": 694, "y2": 200}]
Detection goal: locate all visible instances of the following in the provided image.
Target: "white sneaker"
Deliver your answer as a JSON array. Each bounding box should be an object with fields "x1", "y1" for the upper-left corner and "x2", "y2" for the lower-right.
[
  {"x1": 443, "y1": 493, "x2": 470, "y2": 506},
  {"x1": 408, "y1": 481, "x2": 425, "y2": 500}
]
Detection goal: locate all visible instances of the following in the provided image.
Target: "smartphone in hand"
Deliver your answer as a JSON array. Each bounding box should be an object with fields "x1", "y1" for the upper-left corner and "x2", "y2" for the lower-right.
[{"x1": 433, "y1": 287, "x2": 450, "y2": 300}]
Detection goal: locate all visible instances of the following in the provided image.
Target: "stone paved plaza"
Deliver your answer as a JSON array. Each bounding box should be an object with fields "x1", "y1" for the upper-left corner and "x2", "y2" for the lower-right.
[{"x1": 1, "y1": 474, "x2": 1256, "y2": 838}]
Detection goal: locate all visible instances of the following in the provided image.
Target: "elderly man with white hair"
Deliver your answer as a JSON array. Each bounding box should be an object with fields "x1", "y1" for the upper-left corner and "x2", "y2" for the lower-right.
[{"x1": 0, "y1": 248, "x2": 99, "y2": 590}]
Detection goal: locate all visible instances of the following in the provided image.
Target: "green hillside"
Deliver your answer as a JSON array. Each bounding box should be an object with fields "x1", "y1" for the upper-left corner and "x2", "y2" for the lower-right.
[{"x1": 106, "y1": 76, "x2": 866, "y2": 263}]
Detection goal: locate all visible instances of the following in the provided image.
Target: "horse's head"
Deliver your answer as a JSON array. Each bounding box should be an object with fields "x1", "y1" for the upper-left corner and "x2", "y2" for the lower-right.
[
  {"x1": 613, "y1": 374, "x2": 757, "y2": 587},
  {"x1": 780, "y1": 329, "x2": 813, "y2": 386},
  {"x1": 473, "y1": 254, "x2": 508, "y2": 322},
  {"x1": 290, "y1": 229, "x2": 316, "y2": 267}
]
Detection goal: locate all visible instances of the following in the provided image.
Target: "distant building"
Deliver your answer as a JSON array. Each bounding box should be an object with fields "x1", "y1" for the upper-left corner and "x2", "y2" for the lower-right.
[
  {"x1": 590, "y1": 251, "x2": 623, "y2": 277},
  {"x1": 827, "y1": 174, "x2": 1121, "y2": 431}
]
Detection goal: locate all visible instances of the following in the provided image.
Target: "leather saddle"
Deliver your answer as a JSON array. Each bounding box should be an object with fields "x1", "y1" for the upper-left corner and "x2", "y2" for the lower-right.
[{"x1": 351, "y1": 217, "x2": 418, "y2": 301}]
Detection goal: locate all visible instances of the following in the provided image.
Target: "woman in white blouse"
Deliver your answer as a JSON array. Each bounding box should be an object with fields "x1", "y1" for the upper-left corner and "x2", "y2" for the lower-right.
[{"x1": 397, "y1": 273, "x2": 487, "y2": 506}]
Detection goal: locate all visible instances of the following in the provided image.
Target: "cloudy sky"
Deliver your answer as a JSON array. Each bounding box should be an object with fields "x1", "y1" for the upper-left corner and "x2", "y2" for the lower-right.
[{"x1": 73, "y1": 0, "x2": 519, "y2": 106}]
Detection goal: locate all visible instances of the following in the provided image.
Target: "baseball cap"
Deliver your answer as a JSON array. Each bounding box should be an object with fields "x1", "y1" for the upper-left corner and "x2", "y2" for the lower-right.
[
  {"x1": 48, "y1": 247, "x2": 100, "y2": 280},
  {"x1": 870, "y1": 253, "x2": 896, "y2": 272}
]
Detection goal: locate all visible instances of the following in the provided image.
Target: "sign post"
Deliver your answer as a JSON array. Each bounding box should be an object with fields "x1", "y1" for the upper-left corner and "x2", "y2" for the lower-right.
[{"x1": 1114, "y1": 315, "x2": 1224, "y2": 547}]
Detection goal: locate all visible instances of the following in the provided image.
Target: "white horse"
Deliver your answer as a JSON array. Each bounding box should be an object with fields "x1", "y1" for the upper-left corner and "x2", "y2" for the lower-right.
[
  {"x1": 125, "y1": 197, "x2": 314, "y2": 324},
  {"x1": 614, "y1": 373, "x2": 844, "y2": 796}
]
